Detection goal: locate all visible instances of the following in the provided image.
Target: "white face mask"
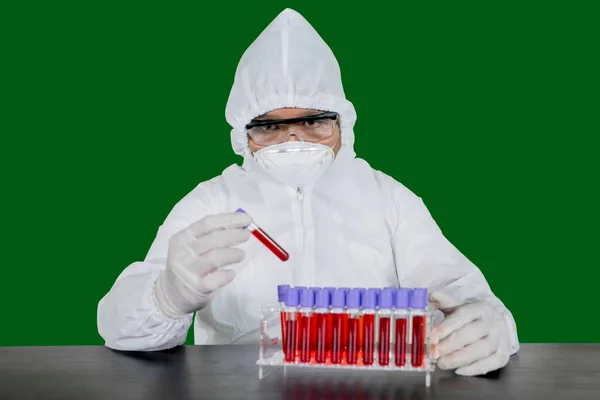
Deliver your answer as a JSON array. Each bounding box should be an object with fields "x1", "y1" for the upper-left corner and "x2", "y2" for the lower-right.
[{"x1": 254, "y1": 141, "x2": 335, "y2": 187}]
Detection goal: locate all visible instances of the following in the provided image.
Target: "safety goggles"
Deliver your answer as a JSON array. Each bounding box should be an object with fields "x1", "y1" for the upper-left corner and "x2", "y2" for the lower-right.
[{"x1": 246, "y1": 111, "x2": 338, "y2": 146}]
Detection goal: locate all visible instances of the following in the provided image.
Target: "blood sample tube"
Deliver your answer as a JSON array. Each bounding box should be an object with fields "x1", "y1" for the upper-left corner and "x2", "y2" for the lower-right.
[
  {"x1": 314, "y1": 288, "x2": 331, "y2": 364},
  {"x1": 373, "y1": 289, "x2": 382, "y2": 347},
  {"x1": 277, "y1": 285, "x2": 289, "y2": 351},
  {"x1": 339, "y1": 287, "x2": 350, "y2": 354},
  {"x1": 298, "y1": 288, "x2": 315, "y2": 363},
  {"x1": 235, "y1": 208, "x2": 289, "y2": 261},
  {"x1": 377, "y1": 288, "x2": 394, "y2": 366},
  {"x1": 294, "y1": 286, "x2": 308, "y2": 358},
  {"x1": 393, "y1": 288, "x2": 411, "y2": 367},
  {"x1": 283, "y1": 287, "x2": 300, "y2": 362},
  {"x1": 324, "y1": 287, "x2": 335, "y2": 352},
  {"x1": 330, "y1": 288, "x2": 347, "y2": 364},
  {"x1": 358, "y1": 288, "x2": 367, "y2": 355},
  {"x1": 361, "y1": 289, "x2": 378, "y2": 366},
  {"x1": 345, "y1": 288, "x2": 363, "y2": 365},
  {"x1": 410, "y1": 288, "x2": 428, "y2": 368}
]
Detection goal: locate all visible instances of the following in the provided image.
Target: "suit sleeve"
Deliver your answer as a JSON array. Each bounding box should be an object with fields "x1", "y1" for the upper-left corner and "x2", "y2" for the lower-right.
[{"x1": 97, "y1": 185, "x2": 214, "y2": 351}]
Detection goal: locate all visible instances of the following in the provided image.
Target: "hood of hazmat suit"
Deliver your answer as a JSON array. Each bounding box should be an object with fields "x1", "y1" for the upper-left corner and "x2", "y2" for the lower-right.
[{"x1": 97, "y1": 9, "x2": 519, "y2": 352}]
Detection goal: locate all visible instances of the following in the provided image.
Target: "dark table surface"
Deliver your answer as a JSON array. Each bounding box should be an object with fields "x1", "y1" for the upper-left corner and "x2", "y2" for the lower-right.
[{"x1": 1, "y1": 344, "x2": 599, "y2": 400}]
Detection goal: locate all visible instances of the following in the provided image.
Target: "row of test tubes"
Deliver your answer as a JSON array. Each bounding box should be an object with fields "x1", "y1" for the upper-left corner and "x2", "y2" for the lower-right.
[{"x1": 277, "y1": 285, "x2": 430, "y2": 368}]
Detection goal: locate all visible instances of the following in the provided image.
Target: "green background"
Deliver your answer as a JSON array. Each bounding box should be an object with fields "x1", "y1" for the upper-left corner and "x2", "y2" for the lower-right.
[{"x1": 1, "y1": 1, "x2": 598, "y2": 346}]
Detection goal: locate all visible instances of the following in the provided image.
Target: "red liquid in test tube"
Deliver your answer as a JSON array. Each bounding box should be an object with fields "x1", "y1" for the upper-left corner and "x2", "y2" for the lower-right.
[
  {"x1": 284, "y1": 317, "x2": 297, "y2": 362},
  {"x1": 346, "y1": 316, "x2": 360, "y2": 364},
  {"x1": 311, "y1": 316, "x2": 319, "y2": 359},
  {"x1": 362, "y1": 313, "x2": 375, "y2": 365},
  {"x1": 378, "y1": 317, "x2": 391, "y2": 366},
  {"x1": 280, "y1": 311, "x2": 287, "y2": 350},
  {"x1": 283, "y1": 287, "x2": 300, "y2": 363},
  {"x1": 299, "y1": 313, "x2": 313, "y2": 362},
  {"x1": 409, "y1": 288, "x2": 429, "y2": 368},
  {"x1": 411, "y1": 316, "x2": 426, "y2": 367},
  {"x1": 314, "y1": 288, "x2": 332, "y2": 364},
  {"x1": 323, "y1": 287, "x2": 335, "y2": 355},
  {"x1": 376, "y1": 289, "x2": 395, "y2": 366},
  {"x1": 393, "y1": 288, "x2": 411, "y2": 367},
  {"x1": 298, "y1": 288, "x2": 316, "y2": 363},
  {"x1": 338, "y1": 288, "x2": 350, "y2": 355},
  {"x1": 361, "y1": 289, "x2": 378, "y2": 366},
  {"x1": 331, "y1": 312, "x2": 347, "y2": 364},
  {"x1": 327, "y1": 287, "x2": 347, "y2": 364},
  {"x1": 325, "y1": 314, "x2": 333, "y2": 358},
  {"x1": 315, "y1": 313, "x2": 330, "y2": 363},
  {"x1": 236, "y1": 209, "x2": 289, "y2": 261},
  {"x1": 394, "y1": 318, "x2": 407, "y2": 366},
  {"x1": 358, "y1": 317, "x2": 364, "y2": 358},
  {"x1": 345, "y1": 288, "x2": 363, "y2": 365}
]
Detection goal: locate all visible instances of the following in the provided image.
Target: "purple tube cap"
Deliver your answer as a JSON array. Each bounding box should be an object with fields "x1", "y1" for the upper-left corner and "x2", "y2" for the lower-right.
[
  {"x1": 346, "y1": 288, "x2": 362, "y2": 308},
  {"x1": 285, "y1": 287, "x2": 300, "y2": 307},
  {"x1": 277, "y1": 285, "x2": 289, "y2": 302},
  {"x1": 378, "y1": 288, "x2": 394, "y2": 309},
  {"x1": 362, "y1": 288, "x2": 378, "y2": 309},
  {"x1": 300, "y1": 288, "x2": 315, "y2": 308},
  {"x1": 410, "y1": 288, "x2": 428, "y2": 309},
  {"x1": 315, "y1": 288, "x2": 330, "y2": 308},
  {"x1": 395, "y1": 288, "x2": 411, "y2": 309},
  {"x1": 331, "y1": 288, "x2": 346, "y2": 308}
]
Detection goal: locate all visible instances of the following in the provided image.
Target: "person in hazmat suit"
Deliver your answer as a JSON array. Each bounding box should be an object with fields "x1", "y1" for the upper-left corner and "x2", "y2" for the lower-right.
[{"x1": 97, "y1": 8, "x2": 518, "y2": 376}]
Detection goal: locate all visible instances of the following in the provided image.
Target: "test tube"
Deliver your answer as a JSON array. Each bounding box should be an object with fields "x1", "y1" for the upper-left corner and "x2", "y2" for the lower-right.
[
  {"x1": 358, "y1": 288, "x2": 367, "y2": 354},
  {"x1": 373, "y1": 289, "x2": 382, "y2": 348},
  {"x1": 283, "y1": 287, "x2": 300, "y2": 362},
  {"x1": 298, "y1": 288, "x2": 315, "y2": 363},
  {"x1": 377, "y1": 288, "x2": 394, "y2": 366},
  {"x1": 314, "y1": 288, "x2": 331, "y2": 364},
  {"x1": 277, "y1": 285, "x2": 289, "y2": 351},
  {"x1": 345, "y1": 288, "x2": 363, "y2": 365},
  {"x1": 410, "y1": 288, "x2": 428, "y2": 368},
  {"x1": 293, "y1": 286, "x2": 307, "y2": 359},
  {"x1": 235, "y1": 208, "x2": 289, "y2": 261},
  {"x1": 324, "y1": 287, "x2": 335, "y2": 352},
  {"x1": 361, "y1": 289, "x2": 378, "y2": 366},
  {"x1": 330, "y1": 288, "x2": 347, "y2": 364},
  {"x1": 339, "y1": 287, "x2": 350, "y2": 354},
  {"x1": 393, "y1": 288, "x2": 411, "y2": 367}
]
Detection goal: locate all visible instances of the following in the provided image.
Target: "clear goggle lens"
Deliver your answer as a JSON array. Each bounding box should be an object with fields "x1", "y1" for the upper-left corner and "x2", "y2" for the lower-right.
[{"x1": 247, "y1": 112, "x2": 338, "y2": 146}]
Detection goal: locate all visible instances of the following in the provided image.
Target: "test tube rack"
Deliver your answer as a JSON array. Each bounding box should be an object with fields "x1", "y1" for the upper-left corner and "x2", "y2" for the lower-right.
[{"x1": 256, "y1": 287, "x2": 437, "y2": 387}]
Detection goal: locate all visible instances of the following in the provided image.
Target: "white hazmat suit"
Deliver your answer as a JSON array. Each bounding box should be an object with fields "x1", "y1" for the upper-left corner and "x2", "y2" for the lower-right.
[{"x1": 97, "y1": 9, "x2": 519, "y2": 369}]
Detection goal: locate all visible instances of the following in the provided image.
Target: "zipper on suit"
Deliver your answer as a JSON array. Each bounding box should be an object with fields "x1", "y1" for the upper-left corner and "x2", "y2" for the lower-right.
[
  {"x1": 297, "y1": 187, "x2": 304, "y2": 224},
  {"x1": 295, "y1": 186, "x2": 306, "y2": 285}
]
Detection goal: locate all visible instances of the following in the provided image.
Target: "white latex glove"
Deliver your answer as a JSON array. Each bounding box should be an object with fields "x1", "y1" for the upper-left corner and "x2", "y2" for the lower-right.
[
  {"x1": 429, "y1": 292, "x2": 511, "y2": 376},
  {"x1": 153, "y1": 212, "x2": 252, "y2": 318}
]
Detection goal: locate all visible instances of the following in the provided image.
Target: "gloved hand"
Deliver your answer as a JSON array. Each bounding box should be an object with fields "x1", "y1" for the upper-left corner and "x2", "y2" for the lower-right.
[
  {"x1": 429, "y1": 292, "x2": 511, "y2": 376},
  {"x1": 153, "y1": 212, "x2": 252, "y2": 318}
]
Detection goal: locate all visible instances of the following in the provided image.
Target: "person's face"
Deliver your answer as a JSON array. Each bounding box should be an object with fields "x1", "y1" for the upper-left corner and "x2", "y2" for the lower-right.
[{"x1": 247, "y1": 108, "x2": 342, "y2": 155}]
